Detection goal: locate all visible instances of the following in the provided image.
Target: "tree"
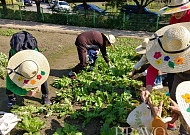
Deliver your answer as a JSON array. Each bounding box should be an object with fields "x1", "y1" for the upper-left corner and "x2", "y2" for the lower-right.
[
  {"x1": 34, "y1": 0, "x2": 41, "y2": 20},
  {"x1": 133, "y1": 0, "x2": 155, "y2": 14},
  {"x1": 106, "y1": 0, "x2": 156, "y2": 14},
  {"x1": 82, "y1": 0, "x2": 88, "y2": 18},
  {"x1": 35, "y1": 0, "x2": 41, "y2": 14},
  {"x1": 0, "y1": 0, "x2": 7, "y2": 15}
]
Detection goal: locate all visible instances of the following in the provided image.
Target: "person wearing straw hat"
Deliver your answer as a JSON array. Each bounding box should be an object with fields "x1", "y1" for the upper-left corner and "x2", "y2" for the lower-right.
[
  {"x1": 141, "y1": 22, "x2": 190, "y2": 134},
  {"x1": 142, "y1": 0, "x2": 190, "y2": 131},
  {"x1": 129, "y1": 38, "x2": 165, "y2": 89},
  {"x1": 6, "y1": 31, "x2": 52, "y2": 107},
  {"x1": 147, "y1": 0, "x2": 190, "y2": 100},
  {"x1": 148, "y1": 81, "x2": 190, "y2": 135},
  {"x1": 68, "y1": 31, "x2": 115, "y2": 79},
  {"x1": 159, "y1": 0, "x2": 190, "y2": 25}
]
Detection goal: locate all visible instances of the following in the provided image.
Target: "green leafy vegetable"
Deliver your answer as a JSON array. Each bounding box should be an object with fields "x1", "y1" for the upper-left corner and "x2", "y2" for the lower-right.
[
  {"x1": 17, "y1": 115, "x2": 46, "y2": 134},
  {"x1": 149, "y1": 90, "x2": 171, "y2": 117}
]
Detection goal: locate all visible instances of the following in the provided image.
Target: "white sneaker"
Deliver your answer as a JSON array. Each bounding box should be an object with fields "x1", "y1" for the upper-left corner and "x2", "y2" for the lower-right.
[{"x1": 153, "y1": 83, "x2": 163, "y2": 89}]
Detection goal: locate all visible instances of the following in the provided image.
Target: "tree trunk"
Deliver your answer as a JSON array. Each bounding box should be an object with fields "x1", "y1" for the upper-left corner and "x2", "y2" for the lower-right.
[
  {"x1": 11, "y1": 0, "x2": 14, "y2": 8},
  {"x1": 83, "y1": 0, "x2": 87, "y2": 19},
  {"x1": 35, "y1": 0, "x2": 41, "y2": 20},
  {"x1": 1, "y1": 0, "x2": 7, "y2": 15},
  {"x1": 138, "y1": 5, "x2": 144, "y2": 14}
]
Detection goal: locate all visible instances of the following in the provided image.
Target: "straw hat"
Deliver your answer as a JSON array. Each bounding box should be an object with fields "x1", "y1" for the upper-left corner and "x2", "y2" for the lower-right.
[
  {"x1": 159, "y1": 0, "x2": 190, "y2": 14},
  {"x1": 104, "y1": 34, "x2": 115, "y2": 51},
  {"x1": 106, "y1": 34, "x2": 116, "y2": 44},
  {"x1": 146, "y1": 22, "x2": 190, "y2": 73},
  {"x1": 7, "y1": 50, "x2": 50, "y2": 88},
  {"x1": 176, "y1": 81, "x2": 190, "y2": 127},
  {"x1": 135, "y1": 38, "x2": 149, "y2": 54}
]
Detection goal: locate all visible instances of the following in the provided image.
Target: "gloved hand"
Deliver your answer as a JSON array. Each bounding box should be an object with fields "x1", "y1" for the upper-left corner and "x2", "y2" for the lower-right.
[{"x1": 68, "y1": 71, "x2": 77, "y2": 79}]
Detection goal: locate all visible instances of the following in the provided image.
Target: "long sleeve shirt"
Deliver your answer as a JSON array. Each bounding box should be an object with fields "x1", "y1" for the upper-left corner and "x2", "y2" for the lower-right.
[
  {"x1": 146, "y1": 65, "x2": 158, "y2": 86},
  {"x1": 134, "y1": 54, "x2": 148, "y2": 70},
  {"x1": 75, "y1": 31, "x2": 109, "y2": 63}
]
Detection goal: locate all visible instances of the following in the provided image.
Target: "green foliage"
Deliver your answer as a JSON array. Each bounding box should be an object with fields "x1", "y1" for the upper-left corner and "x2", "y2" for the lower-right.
[
  {"x1": 53, "y1": 123, "x2": 84, "y2": 135},
  {"x1": 0, "y1": 52, "x2": 8, "y2": 79},
  {"x1": 100, "y1": 123, "x2": 123, "y2": 135},
  {"x1": 11, "y1": 105, "x2": 46, "y2": 117},
  {"x1": 11, "y1": 38, "x2": 143, "y2": 134},
  {"x1": 53, "y1": 38, "x2": 141, "y2": 130},
  {"x1": 0, "y1": 29, "x2": 17, "y2": 36},
  {"x1": 0, "y1": 3, "x2": 169, "y2": 32},
  {"x1": 17, "y1": 115, "x2": 46, "y2": 135},
  {"x1": 149, "y1": 90, "x2": 171, "y2": 117}
]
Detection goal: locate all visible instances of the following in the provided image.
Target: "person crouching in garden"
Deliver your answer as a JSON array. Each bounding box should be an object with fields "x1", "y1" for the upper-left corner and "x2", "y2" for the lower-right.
[
  {"x1": 68, "y1": 31, "x2": 115, "y2": 79},
  {"x1": 6, "y1": 31, "x2": 52, "y2": 107}
]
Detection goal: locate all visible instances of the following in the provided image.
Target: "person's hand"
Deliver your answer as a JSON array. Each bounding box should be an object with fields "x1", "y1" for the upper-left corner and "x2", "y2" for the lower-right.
[
  {"x1": 129, "y1": 68, "x2": 136, "y2": 77},
  {"x1": 148, "y1": 98, "x2": 163, "y2": 118},
  {"x1": 132, "y1": 73, "x2": 143, "y2": 80},
  {"x1": 33, "y1": 86, "x2": 41, "y2": 93},
  {"x1": 169, "y1": 98, "x2": 181, "y2": 116},
  {"x1": 26, "y1": 86, "x2": 41, "y2": 97},
  {"x1": 26, "y1": 90, "x2": 37, "y2": 97},
  {"x1": 132, "y1": 74, "x2": 139, "y2": 79},
  {"x1": 96, "y1": 50, "x2": 99, "y2": 55},
  {"x1": 140, "y1": 90, "x2": 150, "y2": 102},
  {"x1": 169, "y1": 111, "x2": 179, "y2": 124}
]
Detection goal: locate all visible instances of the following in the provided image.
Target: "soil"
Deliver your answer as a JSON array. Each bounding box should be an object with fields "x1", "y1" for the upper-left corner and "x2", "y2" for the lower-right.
[{"x1": 0, "y1": 28, "x2": 180, "y2": 135}]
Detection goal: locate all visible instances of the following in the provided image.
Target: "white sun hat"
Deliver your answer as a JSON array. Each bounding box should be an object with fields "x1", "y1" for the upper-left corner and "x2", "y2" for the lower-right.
[
  {"x1": 135, "y1": 38, "x2": 149, "y2": 54},
  {"x1": 7, "y1": 50, "x2": 50, "y2": 88},
  {"x1": 105, "y1": 34, "x2": 116, "y2": 44},
  {"x1": 103, "y1": 34, "x2": 116, "y2": 51},
  {"x1": 146, "y1": 22, "x2": 190, "y2": 73},
  {"x1": 176, "y1": 81, "x2": 190, "y2": 127},
  {"x1": 159, "y1": 0, "x2": 190, "y2": 14}
]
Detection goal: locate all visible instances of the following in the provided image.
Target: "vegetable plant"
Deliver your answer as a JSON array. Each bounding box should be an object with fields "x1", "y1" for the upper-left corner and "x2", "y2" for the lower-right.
[{"x1": 17, "y1": 115, "x2": 46, "y2": 135}]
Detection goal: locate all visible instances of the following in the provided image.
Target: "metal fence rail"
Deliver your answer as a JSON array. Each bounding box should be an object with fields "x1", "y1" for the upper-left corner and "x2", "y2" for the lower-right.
[{"x1": 0, "y1": 5, "x2": 165, "y2": 32}]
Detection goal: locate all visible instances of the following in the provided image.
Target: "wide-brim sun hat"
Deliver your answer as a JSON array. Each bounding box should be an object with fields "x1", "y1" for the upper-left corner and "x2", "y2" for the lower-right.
[
  {"x1": 105, "y1": 34, "x2": 116, "y2": 51},
  {"x1": 7, "y1": 50, "x2": 50, "y2": 88},
  {"x1": 176, "y1": 81, "x2": 190, "y2": 127},
  {"x1": 106, "y1": 34, "x2": 116, "y2": 44},
  {"x1": 135, "y1": 38, "x2": 149, "y2": 54},
  {"x1": 159, "y1": 0, "x2": 190, "y2": 14},
  {"x1": 146, "y1": 22, "x2": 190, "y2": 73}
]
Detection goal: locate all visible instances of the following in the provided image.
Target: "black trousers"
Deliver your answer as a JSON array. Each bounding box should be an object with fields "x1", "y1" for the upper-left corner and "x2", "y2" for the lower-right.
[{"x1": 6, "y1": 81, "x2": 49, "y2": 95}]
